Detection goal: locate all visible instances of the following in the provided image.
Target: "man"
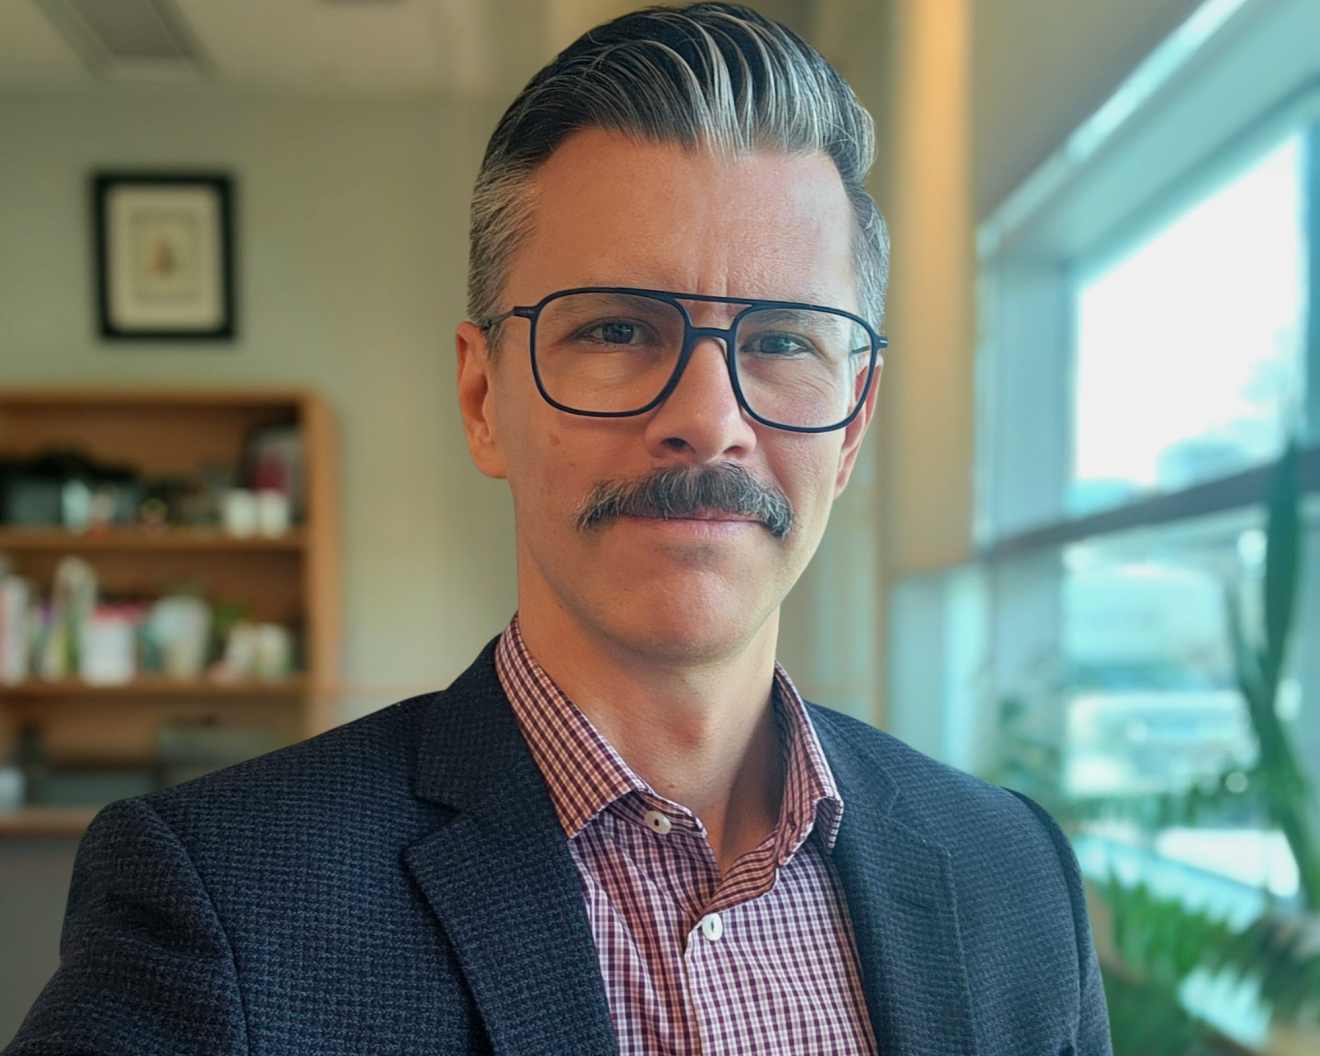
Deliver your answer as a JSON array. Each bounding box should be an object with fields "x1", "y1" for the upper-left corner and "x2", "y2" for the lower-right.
[{"x1": 7, "y1": 6, "x2": 1110, "y2": 1055}]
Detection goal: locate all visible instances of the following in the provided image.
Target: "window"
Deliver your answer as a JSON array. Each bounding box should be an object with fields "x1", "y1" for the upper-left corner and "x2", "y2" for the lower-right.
[
  {"x1": 1060, "y1": 501, "x2": 1316, "y2": 902},
  {"x1": 1071, "y1": 135, "x2": 1308, "y2": 516},
  {"x1": 889, "y1": 0, "x2": 1320, "y2": 1040}
]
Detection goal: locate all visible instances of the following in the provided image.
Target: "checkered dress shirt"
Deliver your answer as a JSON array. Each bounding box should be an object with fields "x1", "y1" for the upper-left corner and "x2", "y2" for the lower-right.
[{"x1": 495, "y1": 616, "x2": 878, "y2": 1056}]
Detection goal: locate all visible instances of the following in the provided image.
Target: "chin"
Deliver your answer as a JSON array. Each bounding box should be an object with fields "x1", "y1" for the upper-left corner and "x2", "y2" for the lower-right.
[
  {"x1": 591, "y1": 573, "x2": 778, "y2": 665},
  {"x1": 528, "y1": 518, "x2": 805, "y2": 663}
]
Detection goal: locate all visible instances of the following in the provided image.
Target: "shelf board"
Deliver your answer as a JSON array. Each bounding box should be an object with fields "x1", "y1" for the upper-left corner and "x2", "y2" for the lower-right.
[
  {"x1": 0, "y1": 387, "x2": 310, "y2": 409},
  {"x1": 0, "y1": 676, "x2": 308, "y2": 698},
  {"x1": 0, "y1": 527, "x2": 306, "y2": 551},
  {"x1": 0, "y1": 806, "x2": 98, "y2": 837}
]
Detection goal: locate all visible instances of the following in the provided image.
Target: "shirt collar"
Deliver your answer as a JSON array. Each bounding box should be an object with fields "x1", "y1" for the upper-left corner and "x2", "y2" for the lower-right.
[{"x1": 495, "y1": 613, "x2": 844, "y2": 854}]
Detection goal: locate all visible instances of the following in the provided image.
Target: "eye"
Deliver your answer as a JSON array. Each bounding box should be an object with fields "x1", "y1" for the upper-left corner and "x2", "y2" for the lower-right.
[
  {"x1": 571, "y1": 318, "x2": 661, "y2": 349},
  {"x1": 741, "y1": 331, "x2": 814, "y2": 357},
  {"x1": 598, "y1": 322, "x2": 638, "y2": 344}
]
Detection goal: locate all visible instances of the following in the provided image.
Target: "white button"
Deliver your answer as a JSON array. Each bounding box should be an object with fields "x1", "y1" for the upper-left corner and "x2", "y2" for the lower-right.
[
  {"x1": 700, "y1": 912, "x2": 723, "y2": 942},
  {"x1": 644, "y1": 810, "x2": 673, "y2": 835}
]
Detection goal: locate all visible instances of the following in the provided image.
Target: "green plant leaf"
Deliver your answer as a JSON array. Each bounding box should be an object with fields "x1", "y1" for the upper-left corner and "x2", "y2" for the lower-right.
[
  {"x1": 1225, "y1": 581, "x2": 1267, "y2": 715},
  {"x1": 1262, "y1": 440, "x2": 1301, "y2": 683},
  {"x1": 1098, "y1": 876, "x2": 1320, "y2": 1028}
]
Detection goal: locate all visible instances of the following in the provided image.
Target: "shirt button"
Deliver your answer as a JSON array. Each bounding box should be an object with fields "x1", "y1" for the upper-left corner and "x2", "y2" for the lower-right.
[
  {"x1": 643, "y1": 810, "x2": 673, "y2": 835},
  {"x1": 700, "y1": 912, "x2": 724, "y2": 942}
]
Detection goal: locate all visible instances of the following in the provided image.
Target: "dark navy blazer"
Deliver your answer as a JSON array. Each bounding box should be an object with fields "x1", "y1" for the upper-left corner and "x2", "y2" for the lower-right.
[{"x1": 7, "y1": 641, "x2": 1111, "y2": 1055}]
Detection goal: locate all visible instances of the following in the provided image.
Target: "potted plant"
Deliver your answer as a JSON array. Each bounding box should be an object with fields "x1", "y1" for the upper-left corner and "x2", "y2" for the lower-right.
[{"x1": 987, "y1": 442, "x2": 1320, "y2": 1054}]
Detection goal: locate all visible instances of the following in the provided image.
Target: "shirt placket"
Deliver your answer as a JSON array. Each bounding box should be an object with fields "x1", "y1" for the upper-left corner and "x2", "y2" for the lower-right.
[
  {"x1": 683, "y1": 904, "x2": 728, "y2": 1056},
  {"x1": 637, "y1": 798, "x2": 801, "y2": 1056},
  {"x1": 604, "y1": 794, "x2": 718, "y2": 1054}
]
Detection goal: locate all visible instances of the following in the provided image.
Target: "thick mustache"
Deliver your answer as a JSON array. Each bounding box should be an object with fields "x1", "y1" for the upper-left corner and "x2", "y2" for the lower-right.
[{"x1": 576, "y1": 463, "x2": 794, "y2": 539}]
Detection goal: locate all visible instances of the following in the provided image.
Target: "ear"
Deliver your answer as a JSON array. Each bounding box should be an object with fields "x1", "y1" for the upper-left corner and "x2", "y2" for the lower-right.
[
  {"x1": 834, "y1": 357, "x2": 883, "y2": 497},
  {"x1": 456, "y1": 320, "x2": 509, "y2": 480}
]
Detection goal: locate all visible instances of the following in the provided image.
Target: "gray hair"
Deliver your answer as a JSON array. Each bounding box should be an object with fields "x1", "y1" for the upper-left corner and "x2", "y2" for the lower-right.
[{"x1": 468, "y1": 3, "x2": 888, "y2": 344}]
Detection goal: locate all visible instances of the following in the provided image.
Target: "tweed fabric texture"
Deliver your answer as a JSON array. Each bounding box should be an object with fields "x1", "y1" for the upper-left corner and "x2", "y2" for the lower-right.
[
  {"x1": 6, "y1": 639, "x2": 1111, "y2": 1056},
  {"x1": 495, "y1": 616, "x2": 876, "y2": 1055}
]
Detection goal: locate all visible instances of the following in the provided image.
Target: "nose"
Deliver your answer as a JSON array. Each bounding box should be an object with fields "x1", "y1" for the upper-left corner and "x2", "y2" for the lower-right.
[{"x1": 643, "y1": 334, "x2": 758, "y2": 463}]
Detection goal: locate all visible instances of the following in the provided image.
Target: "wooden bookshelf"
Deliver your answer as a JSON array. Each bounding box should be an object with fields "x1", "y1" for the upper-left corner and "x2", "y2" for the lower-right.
[
  {"x1": 0, "y1": 388, "x2": 340, "y2": 836},
  {"x1": 0, "y1": 806, "x2": 99, "y2": 837},
  {"x1": 0, "y1": 676, "x2": 308, "y2": 698},
  {"x1": 0, "y1": 527, "x2": 307, "y2": 551}
]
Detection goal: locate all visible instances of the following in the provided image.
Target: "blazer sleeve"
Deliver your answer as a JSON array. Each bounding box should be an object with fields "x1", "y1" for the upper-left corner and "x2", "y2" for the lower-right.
[
  {"x1": 1009, "y1": 791, "x2": 1114, "y2": 1056},
  {"x1": 4, "y1": 797, "x2": 250, "y2": 1056}
]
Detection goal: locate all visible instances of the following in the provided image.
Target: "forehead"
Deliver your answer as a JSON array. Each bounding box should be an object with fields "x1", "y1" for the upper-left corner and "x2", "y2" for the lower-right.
[{"x1": 505, "y1": 127, "x2": 858, "y2": 311}]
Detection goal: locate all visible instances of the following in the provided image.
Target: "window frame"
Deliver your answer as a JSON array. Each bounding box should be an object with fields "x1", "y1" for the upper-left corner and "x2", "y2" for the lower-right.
[{"x1": 889, "y1": 0, "x2": 1320, "y2": 822}]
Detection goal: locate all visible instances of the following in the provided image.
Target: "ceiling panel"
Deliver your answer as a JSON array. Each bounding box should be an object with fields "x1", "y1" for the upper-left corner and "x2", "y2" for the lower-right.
[
  {"x1": 0, "y1": 0, "x2": 92, "y2": 84},
  {"x1": 173, "y1": 0, "x2": 487, "y2": 96},
  {"x1": 0, "y1": 0, "x2": 511, "y2": 95},
  {"x1": 0, "y1": 0, "x2": 815, "y2": 97}
]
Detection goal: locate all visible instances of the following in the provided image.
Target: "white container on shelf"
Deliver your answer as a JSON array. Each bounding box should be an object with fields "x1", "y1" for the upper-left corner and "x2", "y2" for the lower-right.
[
  {"x1": 0, "y1": 575, "x2": 32, "y2": 685},
  {"x1": 218, "y1": 621, "x2": 259, "y2": 681},
  {"x1": 255, "y1": 489, "x2": 291, "y2": 537},
  {"x1": 223, "y1": 488, "x2": 258, "y2": 538},
  {"x1": 79, "y1": 607, "x2": 137, "y2": 685},
  {"x1": 0, "y1": 765, "x2": 23, "y2": 812},
  {"x1": 254, "y1": 623, "x2": 292, "y2": 681},
  {"x1": 149, "y1": 596, "x2": 212, "y2": 680}
]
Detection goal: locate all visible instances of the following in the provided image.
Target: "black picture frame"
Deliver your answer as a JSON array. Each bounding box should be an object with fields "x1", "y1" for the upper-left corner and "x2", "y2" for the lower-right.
[{"x1": 93, "y1": 172, "x2": 236, "y2": 341}]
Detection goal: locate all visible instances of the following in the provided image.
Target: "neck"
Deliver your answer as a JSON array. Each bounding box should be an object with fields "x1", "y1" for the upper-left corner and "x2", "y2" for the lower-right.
[{"x1": 516, "y1": 584, "x2": 785, "y2": 876}]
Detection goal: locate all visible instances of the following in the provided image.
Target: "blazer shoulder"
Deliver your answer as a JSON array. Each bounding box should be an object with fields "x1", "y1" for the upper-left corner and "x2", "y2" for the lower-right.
[
  {"x1": 121, "y1": 640, "x2": 508, "y2": 864},
  {"x1": 121, "y1": 689, "x2": 446, "y2": 864},
  {"x1": 806, "y1": 702, "x2": 1061, "y2": 857},
  {"x1": 161, "y1": 689, "x2": 434, "y2": 796}
]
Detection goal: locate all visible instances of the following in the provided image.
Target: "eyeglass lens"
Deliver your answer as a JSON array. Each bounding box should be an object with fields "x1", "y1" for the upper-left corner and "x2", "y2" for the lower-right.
[{"x1": 533, "y1": 292, "x2": 873, "y2": 429}]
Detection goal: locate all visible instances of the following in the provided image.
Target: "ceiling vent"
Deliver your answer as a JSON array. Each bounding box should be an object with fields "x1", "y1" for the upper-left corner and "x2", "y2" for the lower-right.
[{"x1": 34, "y1": 0, "x2": 211, "y2": 80}]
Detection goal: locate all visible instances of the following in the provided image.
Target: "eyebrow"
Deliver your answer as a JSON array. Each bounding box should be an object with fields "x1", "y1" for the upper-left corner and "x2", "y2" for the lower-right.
[
  {"x1": 742, "y1": 308, "x2": 839, "y2": 325},
  {"x1": 569, "y1": 293, "x2": 677, "y2": 312}
]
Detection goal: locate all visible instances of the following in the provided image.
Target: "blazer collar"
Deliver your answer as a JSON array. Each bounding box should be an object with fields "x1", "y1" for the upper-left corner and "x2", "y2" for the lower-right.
[
  {"x1": 406, "y1": 644, "x2": 977, "y2": 1056},
  {"x1": 812, "y1": 708, "x2": 980, "y2": 1056},
  {"x1": 405, "y1": 640, "x2": 618, "y2": 1056}
]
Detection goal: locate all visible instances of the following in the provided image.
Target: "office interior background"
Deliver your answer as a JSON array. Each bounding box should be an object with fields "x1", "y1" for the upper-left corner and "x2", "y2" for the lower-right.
[{"x1": 1, "y1": 0, "x2": 1318, "y2": 1051}]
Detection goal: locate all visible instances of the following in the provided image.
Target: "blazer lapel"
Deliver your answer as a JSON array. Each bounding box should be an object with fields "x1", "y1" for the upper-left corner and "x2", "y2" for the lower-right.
[
  {"x1": 404, "y1": 643, "x2": 617, "y2": 1056},
  {"x1": 815, "y1": 714, "x2": 979, "y2": 1056}
]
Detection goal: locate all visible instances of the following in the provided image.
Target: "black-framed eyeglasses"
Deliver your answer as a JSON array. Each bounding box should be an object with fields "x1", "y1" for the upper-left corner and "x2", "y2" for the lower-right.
[{"x1": 476, "y1": 286, "x2": 887, "y2": 434}]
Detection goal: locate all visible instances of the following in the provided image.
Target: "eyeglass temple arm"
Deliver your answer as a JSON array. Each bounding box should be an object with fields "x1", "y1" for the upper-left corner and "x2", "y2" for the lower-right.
[
  {"x1": 475, "y1": 306, "x2": 536, "y2": 331},
  {"x1": 849, "y1": 335, "x2": 888, "y2": 355}
]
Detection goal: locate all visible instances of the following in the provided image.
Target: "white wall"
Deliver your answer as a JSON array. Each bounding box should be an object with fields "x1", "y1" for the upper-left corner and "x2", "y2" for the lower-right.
[{"x1": 0, "y1": 87, "x2": 519, "y2": 721}]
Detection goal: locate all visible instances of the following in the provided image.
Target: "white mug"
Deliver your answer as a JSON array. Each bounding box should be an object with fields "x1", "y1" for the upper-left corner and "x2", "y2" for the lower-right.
[
  {"x1": 254, "y1": 623, "x2": 292, "y2": 681},
  {"x1": 223, "y1": 489, "x2": 258, "y2": 538},
  {"x1": 255, "y1": 490, "x2": 292, "y2": 537}
]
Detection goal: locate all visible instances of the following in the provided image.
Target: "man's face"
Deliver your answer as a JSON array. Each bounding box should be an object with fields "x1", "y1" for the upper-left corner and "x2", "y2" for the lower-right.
[{"x1": 456, "y1": 128, "x2": 879, "y2": 664}]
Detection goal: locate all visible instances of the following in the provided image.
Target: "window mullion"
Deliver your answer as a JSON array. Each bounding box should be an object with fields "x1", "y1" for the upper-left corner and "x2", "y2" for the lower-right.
[{"x1": 1305, "y1": 122, "x2": 1320, "y2": 446}]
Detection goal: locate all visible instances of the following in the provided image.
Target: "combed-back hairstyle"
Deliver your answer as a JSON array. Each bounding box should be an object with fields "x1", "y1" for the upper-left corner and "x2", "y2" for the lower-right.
[{"x1": 468, "y1": 3, "x2": 888, "y2": 344}]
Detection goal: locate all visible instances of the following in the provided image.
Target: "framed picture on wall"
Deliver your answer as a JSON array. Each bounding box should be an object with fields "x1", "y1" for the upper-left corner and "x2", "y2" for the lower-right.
[{"x1": 94, "y1": 173, "x2": 236, "y2": 341}]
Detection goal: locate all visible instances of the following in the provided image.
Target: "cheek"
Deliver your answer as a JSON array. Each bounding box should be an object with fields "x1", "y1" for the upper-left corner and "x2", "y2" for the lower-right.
[
  {"x1": 519, "y1": 437, "x2": 578, "y2": 519},
  {"x1": 772, "y1": 438, "x2": 844, "y2": 528},
  {"x1": 504, "y1": 415, "x2": 606, "y2": 529},
  {"x1": 492, "y1": 382, "x2": 566, "y2": 518}
]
